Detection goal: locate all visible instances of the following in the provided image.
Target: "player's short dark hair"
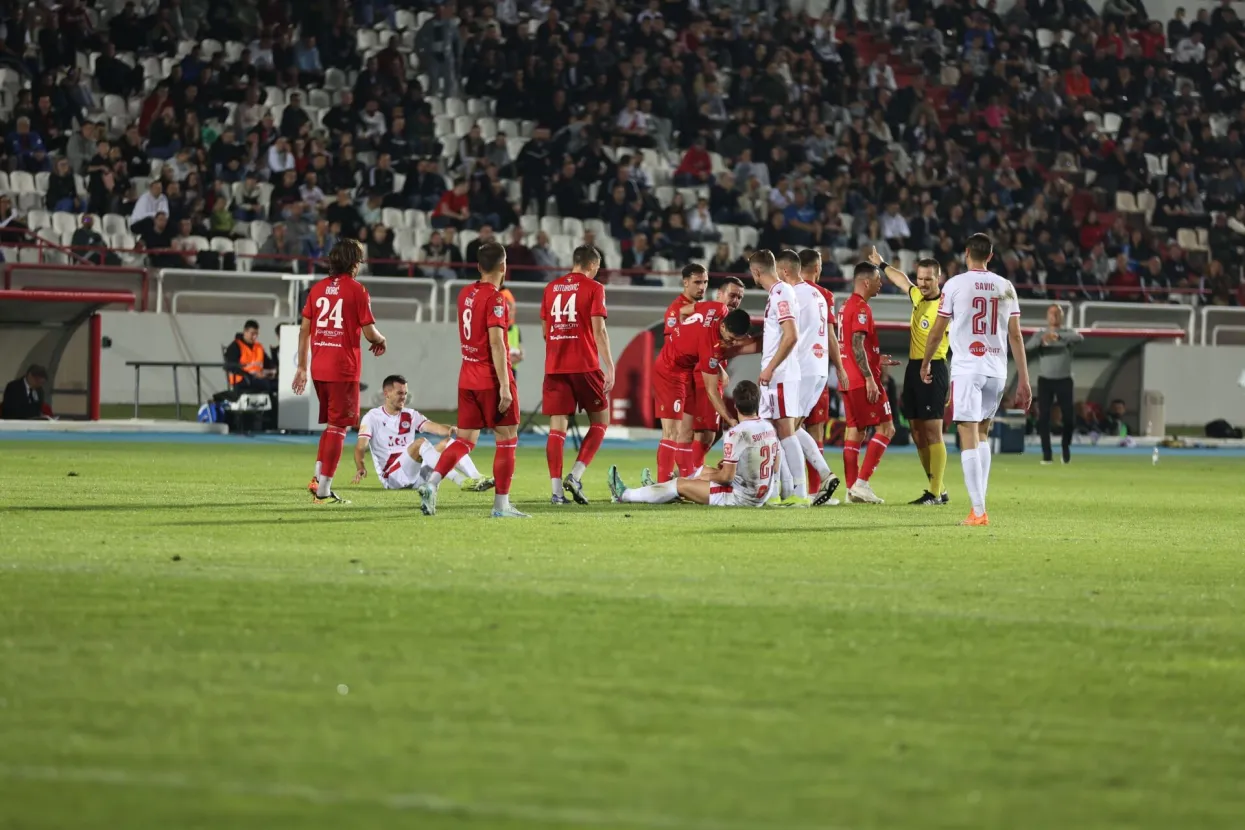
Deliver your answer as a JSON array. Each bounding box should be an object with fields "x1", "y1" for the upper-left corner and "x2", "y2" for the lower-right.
[
  {"x1": 853, "y1": 262, "x2": 880, "y2": 280},
  {"x1": 966, "y1": 233, "x2": 993, "y2": 264},
  {"x1": 733, "y1": 380, "x2": 760, "y2": 417},
  {"x1": 717, "y1": 276, "x2": 745, "y2": 290},
  {"x1": 682, "y1": 262, "x2": 707, "y2": 281},
  {"x1": 916, "y1": 258, "x2": 941, "y2": 274},
  {"x1": 722, "y1": 308, "x2": 751, "y2": 336},
  {"x1": 798, "y1": 249, "x2": 821, "y2": 270},
  {"x1": 327, "y1": 238, "x2": 365, "y2": 276},
  {"x1": 382, "y1": 374, "x2": 407, "y2": 388},
  {"x1": 572, "y1": 244, "x2": 601, "y2": 269},
  {"x1": 26, "y1": 364, "x2": 48, "y2": 380},
  {"x1": 476, "y1": 240, "x2": 507, "y2": 273},
  {"x1": 748, "y1": 249, "x2": 776, "y2": 273},
  {"x1": 776, "y1": 249, "x2": 801, "y2": 271},
  {"x1": 243, "y1": 319, "x2": 259, "y2": 330}
]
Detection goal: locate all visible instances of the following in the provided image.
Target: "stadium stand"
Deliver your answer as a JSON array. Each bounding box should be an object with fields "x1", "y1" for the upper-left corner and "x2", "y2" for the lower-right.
[{"x1": 0, "y1": 0, "x2": 1243, "y2": 311}]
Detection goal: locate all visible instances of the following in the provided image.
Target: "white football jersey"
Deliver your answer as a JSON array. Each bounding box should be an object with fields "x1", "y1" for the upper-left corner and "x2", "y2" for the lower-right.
[
  {"x1": 938, "y1": 269, "x2": 1021, "y2": 378},
  {"x1": 791, "y1": 281, "x2": 830, "y2": 379},
  {"x1": 358, "y1": 406, "x2": 429, "y2": 479},
  {"x1": 761, "y1": 281, "x2": 802, "y2": 384},
  {"x1": 721, "y1": 418, "x2": 781, "y2": 506}
]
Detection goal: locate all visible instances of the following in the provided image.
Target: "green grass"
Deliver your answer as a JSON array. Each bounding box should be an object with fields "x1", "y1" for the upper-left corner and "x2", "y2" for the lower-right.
[{"x1": 1, "y1": 442, "x2": 1244, "y2": 830}]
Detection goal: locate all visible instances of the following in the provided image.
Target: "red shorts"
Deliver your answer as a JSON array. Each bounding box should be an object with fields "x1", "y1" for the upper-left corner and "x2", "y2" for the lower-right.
[
  {"x1": 542, "y1": 370, "x2": 608, "y2": 415},
  {"x1": 804, "y1": 387, "x2": 832, "y2": 425},
  {"x1": 652, "y1": 367, "x2": 688, "y2": 421},
  {"x1": 458, "y1": 380, "x2": 520, "y2": 430},
  {"x1": 842, "y1": 386, "x2": 892, "y2": 429},
  {"x1": 314, "y1": 379, "x2": 360, "y2": 426},
  {"x1": 688, "y1": 377, "x2": 723, "y2": 430}
]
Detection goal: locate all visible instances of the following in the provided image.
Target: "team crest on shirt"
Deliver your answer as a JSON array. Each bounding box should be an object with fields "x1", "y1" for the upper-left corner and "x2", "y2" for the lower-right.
[
  {"x1": 920, "y1": 318, "x2": 930, "y2": 329},
  {"x1": 778, "y1": 300, "x2": 791, "y2": 317},
  {"x1": 708, "y1": 358, "x2": 719, "y2": 369},
  {"x1": 398, "y1": 412, "x2": 413, "y2": 434},
  {"x1": 667, "y1": 316, "x2": 677, "y2": 327},
  {"x1": 494, "y1": 303, "x2": 504, "y2": 318},
  {"x1": 858, "y1": 313, "x2": 867, "y2": 324},
  {"x1": 723, "y1": 442, "x2": 733, "y2": 458}
]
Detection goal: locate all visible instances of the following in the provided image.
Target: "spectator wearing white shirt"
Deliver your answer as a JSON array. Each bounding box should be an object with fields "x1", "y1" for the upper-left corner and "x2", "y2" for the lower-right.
[
  {"x1": 688, "y1": 198, "x2": 719, "y2": 241},
  {"x1": 867, "y1": 54, "x2": 897, "y2": 91},
  {"x1": 130, "y1": 180, "x2": 169, "y2": 235},
  {"x1": 880, "y1": 203, "x2": 911, "y2": 249},
  {"x1": 300, "y1": 172, "x2": 327, "y2": 213},
  {"x1": 733, "y1": 148, "x2": 770, "y2": 190},
  {"x1": 768, "y1": 175, "x2": 793, "y2": 211},
  {"x1": 267, "y1": 137, "x2": 295, "y2": 178},
  {"x1": 1174, "y1": 32, "x2": 1205, "y2": 63},
  {"x1": 359, "y1": 99, "x2": 387, "y2": 146},
  {"x1": 616, "y1": 98, "x2": 650, "y2": 140}
]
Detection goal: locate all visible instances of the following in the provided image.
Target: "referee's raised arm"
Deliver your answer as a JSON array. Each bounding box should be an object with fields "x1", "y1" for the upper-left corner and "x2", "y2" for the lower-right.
[{"x1": 868, "y1": 246, "x2": 914, "y2": 294}]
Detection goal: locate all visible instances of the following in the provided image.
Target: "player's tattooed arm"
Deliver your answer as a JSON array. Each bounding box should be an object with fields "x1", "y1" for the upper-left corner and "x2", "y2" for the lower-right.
[{"x1": 852, "y1": 331, "x2": 870, "y2": 377}]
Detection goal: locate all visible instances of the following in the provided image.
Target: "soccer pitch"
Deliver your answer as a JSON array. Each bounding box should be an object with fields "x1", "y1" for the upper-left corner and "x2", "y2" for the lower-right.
[{"x1": 2, "y1": 439, "x2": 1244, "y2": 829}]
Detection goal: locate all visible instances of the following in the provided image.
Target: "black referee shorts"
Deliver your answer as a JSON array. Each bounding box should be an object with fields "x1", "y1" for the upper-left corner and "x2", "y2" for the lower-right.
[{"x1": 902, "y1": 358, "x2": 949, "y2": 421}]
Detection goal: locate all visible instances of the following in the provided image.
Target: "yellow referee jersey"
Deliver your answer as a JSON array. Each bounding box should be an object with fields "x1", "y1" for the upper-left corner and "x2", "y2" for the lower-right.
[{"x1": 908, "y1": 285, "x2": 948, "y2": 360}]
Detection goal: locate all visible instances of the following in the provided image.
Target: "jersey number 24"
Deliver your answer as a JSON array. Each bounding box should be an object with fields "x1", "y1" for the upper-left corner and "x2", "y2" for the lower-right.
[{"x1": 315, "y1": 297, "x2": 344, "y2": 330}]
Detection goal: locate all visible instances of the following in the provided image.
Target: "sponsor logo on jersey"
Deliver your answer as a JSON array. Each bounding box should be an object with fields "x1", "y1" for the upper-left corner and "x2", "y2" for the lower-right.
[
  {"x1": 969, "y1": 340, "x2": 987, "y2": 357},
  {"x1": 920, "y1": 318, "x2": 930, "y2": 329},
  {"x1": 723, "y1": 442, "x2": 733, "y2": 458},
  {"x1": 777, "y1": 300, "x2": 791, "y2": 317}
]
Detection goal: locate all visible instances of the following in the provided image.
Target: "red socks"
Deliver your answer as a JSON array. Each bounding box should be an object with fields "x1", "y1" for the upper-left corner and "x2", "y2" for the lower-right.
[
  {"x1": 546, "y1": 429, "x2": 566, "y2": 479},
  {"x1": 859, "y1": 434, "x2": 891, "y2": 482},
  {"x1": 675, "y1": 442, "x2": 694, "y2": 477},
  {"x1": 494, "y1": 438, "x2": 517, "y2": 495},
  {"x1": 843, "y1": 439, "x2": 861, "y2": 490},
  {"x1": 691, "y1": 439, "x2": 707, "y2": 471},
  {"x1": 435, "y1": 438, "x2": 474, "y2": 479},
  {"x1": 657, "y1": 440, "x2": 677, "y2": 482},
  {"x1": 576, "y1": 422, "x2": 606, "y2": 467},
  {"x1": 317, "y1": 425, "x2": 347, "y2": 478}
]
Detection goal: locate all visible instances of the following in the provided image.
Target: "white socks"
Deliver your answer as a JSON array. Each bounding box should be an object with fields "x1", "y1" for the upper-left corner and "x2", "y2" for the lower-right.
[
  {"x1": 569, "y1": 460, "x2": 587, "y2": 480},
  {"x1": 551, "y1": 477, "x2": 565, "y2": 497},
  {"x1": 314, "y1": 461, "x2": 332, "y2": 497},
  {"x1": 779, "y1": 435, "x2": 808, "y2": 499},
  {"x1": 419, "y1": 443, "x2": 461, "y2": 484},
  {"x1": 795, "y1": 429, "x2": 831, "y2": 478},
  {"x1": 620, "y1": 480, "x2": 679, "y2": 504},
  {"x1": 961, "y1": 447, "x2": 985, "y2": 516},
  {"x1": 456, "y1": 453, "x2": 482, "y2": 479},
  {"x1": 978, "y1": 442, "x2": 992, "y2": 502},
  {"x1": 494, "y1": 493, "x2": 510, "y2": 512}
]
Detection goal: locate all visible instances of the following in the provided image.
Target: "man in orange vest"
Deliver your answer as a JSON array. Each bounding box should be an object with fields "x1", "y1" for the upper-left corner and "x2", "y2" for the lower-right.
[{"x1": 226, "y1": 319, "x2": 277, "y2": 392}]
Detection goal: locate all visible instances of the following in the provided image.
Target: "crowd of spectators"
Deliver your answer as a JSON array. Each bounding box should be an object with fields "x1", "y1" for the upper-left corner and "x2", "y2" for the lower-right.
[{"x1": 0, "y1": 0, "x2": 1243, "y2": 304}]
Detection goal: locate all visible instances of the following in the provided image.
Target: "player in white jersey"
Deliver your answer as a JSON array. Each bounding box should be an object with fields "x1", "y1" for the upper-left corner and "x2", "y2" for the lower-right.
[
  {"x1": 749, "y1": 249, "x2": 810, "y2": 506},
  {"x1": 921, "y1": 234, "x2": 1032, "y2": 526},
  {"x1": 607, "y1": 381, "x2": 777, "y2": 507},
  {"x1": 352, "y1": 374, "x2": 494, "y2": 491}
]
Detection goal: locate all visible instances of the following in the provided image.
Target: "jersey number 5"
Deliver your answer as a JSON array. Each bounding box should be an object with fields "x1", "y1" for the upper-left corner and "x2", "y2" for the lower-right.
[
  {"x1": 971, "y1": 296, "x2": 1000, "y2": 336},
  {"x1": 315, "y1": 297, "x2": 344, "y2": 330},
  {"x1": 549, "y1": 293, "x2": 578, "y2": 324}
]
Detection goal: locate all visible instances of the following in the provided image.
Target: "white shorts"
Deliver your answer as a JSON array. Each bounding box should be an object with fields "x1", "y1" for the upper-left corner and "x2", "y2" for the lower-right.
[
  {"x1": 798, "y1": 375, "x2": 827, "y2": 418},
  {"x1": 708, "y1": 486, "x2": 766, "y2": 508},
  {"x1": 951, "y1": 374, "x2": 1005, "y2": 423},
  {"x1": 759, "y1": 378, "x2": 800, "y2": 420},
  {"x1": 381, "y1": 449, "x2": 425, "y2": 490}
]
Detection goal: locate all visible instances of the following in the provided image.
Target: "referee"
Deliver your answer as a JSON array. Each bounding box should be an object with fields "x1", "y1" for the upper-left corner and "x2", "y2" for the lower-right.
[
  {"x1": 873, "y1": 250, "x2": 950, "y2": 505},
  {"x1": 1025, "y1": 304, "x2": 1083, "y2": 464}
]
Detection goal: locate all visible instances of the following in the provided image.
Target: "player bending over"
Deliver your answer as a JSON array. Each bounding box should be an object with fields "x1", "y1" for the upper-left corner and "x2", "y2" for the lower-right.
[
  {"x1": 873, "y1": 249, "x2": 951, "y2": 505},
  {"x1": 839, "y1": 261, "x2": 901, "y2": 504},
  {"x1": 749, "y1": 249, "x2": 811, "y2": 507},
  {"x1": 608, "y1": 381, "x2": 777, "y2": 507},
  {"x1": 921, "y1": 233, "x2": 1032, "y2": 526},
  {"x1": 293, "y1": 238, "x2": 386, "y2": 505},
  {"x1": 417, "y1": 241, "x2": 528, "y2": 519},
  {"x1": 542, "y1": 245, "x2": 615, "y2": 505},
  {"x1": 353, "y1": 374, "x2": 494, "y2": 491}
]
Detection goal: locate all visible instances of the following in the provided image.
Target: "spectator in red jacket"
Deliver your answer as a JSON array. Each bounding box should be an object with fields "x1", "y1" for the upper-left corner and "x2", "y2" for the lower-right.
[
  {"x1": 431, "y1": 179, "x2": 470, "y2": 229},
  {"x1": 674, "y1": 136, "x2": 712, "y2": 186},
  {"x1": 138, "y1": 84, "x2": 170, "y2": 137},
  {"x1": 1108, "y1": 253, "x2": 1143, "y2": 302},
  {"x1": 1079, "y1": 210, "x2": 1108, "y2": 251},
  {"x1": 1064, "y1": 64, "x2": 1091, "y2": 99},
  {"x1": 1133, "y1": 21, "x2": 1166, "y2": 59}
]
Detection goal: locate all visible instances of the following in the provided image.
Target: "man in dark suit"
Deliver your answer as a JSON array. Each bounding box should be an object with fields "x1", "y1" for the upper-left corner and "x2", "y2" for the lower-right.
[{"x1": 2, "y1": 365, "x2": 50, "y2": 419}]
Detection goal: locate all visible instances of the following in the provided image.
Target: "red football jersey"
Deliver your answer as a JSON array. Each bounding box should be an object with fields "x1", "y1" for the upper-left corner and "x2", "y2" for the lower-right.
[
  {"x1": 664, "y1": 294, "x2": 696, "y2": 330},
  {"x1": 688, "y1": 301, "x2": 729, "y2": 389},
  {"x1": 657, "y1": 302, "x2": 725, "y2": 377},
  {"x1": 839, "y1": 293, "x2": 881, "y2": 387},
  {"x1": 541, "y1": 271, "x2": 608, "y2": 374},
  {"x1": 456, "y1": 280, "x2": 511, "y2": 390},
  {"x1": 300, "y1": 274, "x2": 375, "y2": 382}
]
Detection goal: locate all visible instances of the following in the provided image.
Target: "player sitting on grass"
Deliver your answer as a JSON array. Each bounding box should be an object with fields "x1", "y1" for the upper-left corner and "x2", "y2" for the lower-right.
[
  {"x1": 608, "y1": 380, "x2": 778, "y2": 508},
  {"x1": 353, "y1": 374, "x2": 494, "y2": 491}
]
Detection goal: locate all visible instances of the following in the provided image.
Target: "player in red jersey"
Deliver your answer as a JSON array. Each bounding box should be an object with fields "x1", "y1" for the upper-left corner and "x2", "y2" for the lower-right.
[
  {"x1": 651, "y1": 305, "x2": 752, "y2": 481},
  {"x1": 542, "y1": 245, "x2": 615, "y2": 505},
  {"x1": 839, "y1": 261, "x2": 900, "y2": 504},
  {"x1": 797, "y1": 249, "x2": 849, "y2": 499},
  {"x1": 684, "y1": 276, "x2": 748, "y2": 474},
  {"x1": 292, "y1": 239, "x2": 387, "y2": 504},
  {"x1": 416, "y1": 241, "x2": 528, "y2": 518},
  {"x1": 654, "y1": 264, "x2": 710, "y2": 477}
]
